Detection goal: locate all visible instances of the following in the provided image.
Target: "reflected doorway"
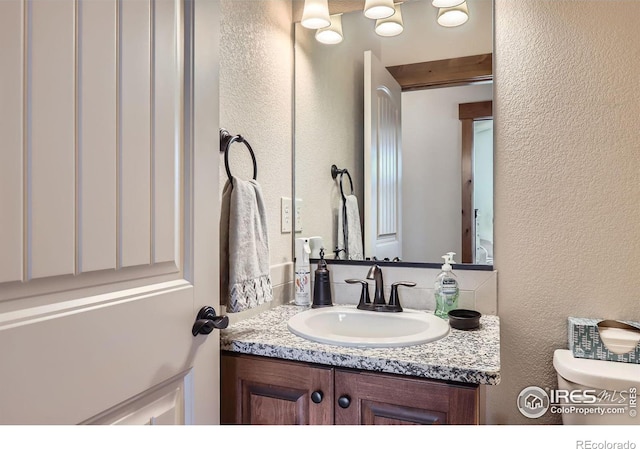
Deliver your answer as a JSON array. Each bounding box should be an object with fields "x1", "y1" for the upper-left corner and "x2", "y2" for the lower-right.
[{"x1": 459, "y1": 101, "x2": 493, "y2": 264}]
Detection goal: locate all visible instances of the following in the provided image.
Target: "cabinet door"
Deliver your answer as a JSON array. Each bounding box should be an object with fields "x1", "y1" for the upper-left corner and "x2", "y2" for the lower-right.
[
  {"x1": 221, "y1": 353, "x2": 334, "y2": 425},
  {"x1": 335, "y1": 370, "x2": 479, "y2": 425}
]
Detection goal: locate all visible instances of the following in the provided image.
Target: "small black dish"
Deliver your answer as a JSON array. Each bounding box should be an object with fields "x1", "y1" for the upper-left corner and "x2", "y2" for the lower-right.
[{"x1": 448, "y1": 309, "x2": 481, "y2": 330}]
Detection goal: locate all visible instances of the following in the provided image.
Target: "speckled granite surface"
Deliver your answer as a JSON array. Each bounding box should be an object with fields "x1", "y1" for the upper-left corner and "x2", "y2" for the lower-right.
[{"x1": 221, "y1": 304, "x2": 500, "y2": 385}]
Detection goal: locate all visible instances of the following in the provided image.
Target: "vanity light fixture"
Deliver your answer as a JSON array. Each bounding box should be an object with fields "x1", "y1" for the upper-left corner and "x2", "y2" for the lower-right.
[
  {"x1": 363, "y1": 0, "x2": 395, "y2": 20},
  {"x1": 375, "y1": 3, "x2": 404, "y2": 37},
  {"x1": 432, "y1": 0, "x2": 465, "y2": 7},
  {"x1": 301, "y1": 0, "x2": 331, "y2": 29},
  {"x1": 437, "y1": 1, "x2": 469, "y2": 27},
  {"x1": 316, "y1": 14, "x2": 344, "y2": 44}
]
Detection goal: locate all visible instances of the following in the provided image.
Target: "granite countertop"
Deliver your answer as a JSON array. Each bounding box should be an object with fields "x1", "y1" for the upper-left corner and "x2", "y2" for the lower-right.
[{"x1": 221, "y1": 304, "x2": 501, "y2": 385}]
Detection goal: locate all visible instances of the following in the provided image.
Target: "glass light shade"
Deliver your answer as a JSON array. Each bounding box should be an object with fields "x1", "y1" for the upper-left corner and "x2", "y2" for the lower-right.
[
  {"x1": 316, "y1": 14, "x2": 344, "y2": 45},
  {"x1": 432, "y1": 0, "x2": 465, "y2": 7},
  {"x1": 375, "y1": 4, "x2": 404, "y2": 37},
  {"x1": 301, "y1": 0, "x2": 331, "y2": 29},
  {"x1": 364, "y1": 0, "x2": 395, "y2": 20},
  {"x1": 437, "y1": 2, "x2": 469, "y2": 27}
]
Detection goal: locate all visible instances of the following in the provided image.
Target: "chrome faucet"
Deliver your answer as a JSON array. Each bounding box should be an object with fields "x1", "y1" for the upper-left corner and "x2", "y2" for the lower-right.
[{"x1": 366, "y1": 264, "x2": 386, "y2": 305}]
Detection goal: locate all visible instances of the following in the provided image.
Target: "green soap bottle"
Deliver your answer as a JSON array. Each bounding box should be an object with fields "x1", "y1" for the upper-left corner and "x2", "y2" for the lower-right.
[{"x1": 434, "y1": 252, "x2": 459, "y2": 319}]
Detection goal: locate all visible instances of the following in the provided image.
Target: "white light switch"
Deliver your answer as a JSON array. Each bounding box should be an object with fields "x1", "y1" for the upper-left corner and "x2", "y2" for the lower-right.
[{"x1": 281, "y1": 197, "x2": 292, "y2": 233}]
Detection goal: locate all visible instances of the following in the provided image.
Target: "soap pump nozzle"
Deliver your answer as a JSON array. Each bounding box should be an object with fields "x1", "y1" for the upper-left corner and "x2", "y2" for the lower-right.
[
  {"x1": 304, "y1": 241, "x2": 311, "y2": 257},
  {"x1": 441, "y1": 255, "x2": 452, "y2": 272},
  {"x1": 446, "y1": 252, "x2": 456, "y2": 265}
]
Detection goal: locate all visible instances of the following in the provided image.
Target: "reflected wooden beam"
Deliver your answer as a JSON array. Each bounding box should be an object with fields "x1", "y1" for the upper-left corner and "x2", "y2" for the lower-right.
[
  {"x1": 459, "y1": 100, "x2": 492, "y2": 120},
  {"x1": 328, "y1": 0, "x2": 366, "y2": 15},
  {"x1": 387, "y1": 53, "x2": 492, "y2": 91}
]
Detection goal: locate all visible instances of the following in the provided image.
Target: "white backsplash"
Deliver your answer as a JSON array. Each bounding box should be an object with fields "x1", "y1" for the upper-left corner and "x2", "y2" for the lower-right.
[
  {"x1": 225, "y1": 262, "x2": 497, "y2": 324},
  {"x1": 325, "y1": 264, "x2": 497, "y2": 315}
]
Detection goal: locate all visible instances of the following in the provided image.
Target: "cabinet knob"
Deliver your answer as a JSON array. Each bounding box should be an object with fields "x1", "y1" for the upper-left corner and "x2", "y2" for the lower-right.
[
  {"x1": 311, "y1": 390, "x2": 324, "y2": 404},
  {"x1": 337, "y1": 395, "x2": 351, "y2": 409}
]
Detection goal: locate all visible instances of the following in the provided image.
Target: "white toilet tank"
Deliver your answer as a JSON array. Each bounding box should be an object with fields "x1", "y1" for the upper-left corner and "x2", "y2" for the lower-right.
[{"x1": 553, "y1": 349, "x2": 640, "y2": 425}]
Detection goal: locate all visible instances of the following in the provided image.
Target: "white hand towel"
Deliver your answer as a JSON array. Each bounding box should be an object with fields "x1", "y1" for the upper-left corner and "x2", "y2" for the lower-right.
[
  {"x1": 220, "y1": 177, "x2": 273, "y2": 313},
  {"x1": 337, "y1": 194, "x2": 364, "y2": 260}
]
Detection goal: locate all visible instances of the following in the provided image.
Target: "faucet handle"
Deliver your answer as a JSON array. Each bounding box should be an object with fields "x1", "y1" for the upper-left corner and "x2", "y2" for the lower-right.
[
  {"x1": 388, "y1": 281, "x2": 417, "y2": 312},
  {"x1": 346, "y1": 279, "x2": 371, "y2": 310},
  {"x1": 392, "y1": 281, "x2": 417, "y2": 288}
]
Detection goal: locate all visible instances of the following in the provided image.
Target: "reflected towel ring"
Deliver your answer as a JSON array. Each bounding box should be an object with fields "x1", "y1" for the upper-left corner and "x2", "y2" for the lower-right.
[
  {"x1": 220, "y1": 128, "x2": 257, "y2": 186},
  {"x1": 331, "y1": 164, "x2": 354, "y2": 201},
  {"x1": 331, "y1": 164, "x2": 355, "y2": 259}
]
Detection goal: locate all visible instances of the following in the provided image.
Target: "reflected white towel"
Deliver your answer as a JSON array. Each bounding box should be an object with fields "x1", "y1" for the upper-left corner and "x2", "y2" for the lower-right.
[
  {"x1": 220, "y1": 177, "x2": 273, "y2": 313},
  {"x1": 337, "y1": 194, "x2": 364, "y2": 260}
]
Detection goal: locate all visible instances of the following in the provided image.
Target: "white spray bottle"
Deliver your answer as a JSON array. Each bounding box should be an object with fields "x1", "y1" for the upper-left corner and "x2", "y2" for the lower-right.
[{"x1": 294, "y1": 238, "x2": 312, "y2": 306}]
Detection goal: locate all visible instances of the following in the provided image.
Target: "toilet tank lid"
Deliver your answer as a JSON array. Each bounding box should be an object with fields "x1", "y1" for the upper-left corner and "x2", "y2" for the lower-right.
[{"x1": 553, "y1": 349, "x2": 640, "y2": 391}]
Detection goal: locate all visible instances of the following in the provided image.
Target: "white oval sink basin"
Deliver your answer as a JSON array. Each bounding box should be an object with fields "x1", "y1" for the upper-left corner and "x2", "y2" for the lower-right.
[{"x1": 287, "y1": 306, "x2": 450, "y2": 348}]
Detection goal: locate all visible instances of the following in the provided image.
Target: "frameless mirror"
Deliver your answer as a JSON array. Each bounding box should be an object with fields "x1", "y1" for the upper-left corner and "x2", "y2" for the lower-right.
[{"x1": 293, "y1": 0, "x2": 493, "y2": 266}]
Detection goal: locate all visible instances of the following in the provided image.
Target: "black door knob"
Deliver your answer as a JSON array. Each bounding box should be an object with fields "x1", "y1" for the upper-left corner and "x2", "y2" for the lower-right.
[
  {"x1": 192, "y1": 306, "x2": 229, "y2": 336},
  {"x1": 337, "y1": 395, "x2": 351, "y2": 409},
  {"x1": 311, "y1": 391, "x2": 324, "y2": 404}
]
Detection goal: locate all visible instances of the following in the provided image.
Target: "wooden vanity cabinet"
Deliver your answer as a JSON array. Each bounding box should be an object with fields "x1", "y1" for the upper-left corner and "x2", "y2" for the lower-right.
[
  {"x1": 221, "y1": 352, "x2": 334, "y2": 424},
  {"x1": 334, "y1": 369, "x2": 478, "y2": 424},
  {"x1": 221, "y1": 352, "x2": 480, "y2": 425}
]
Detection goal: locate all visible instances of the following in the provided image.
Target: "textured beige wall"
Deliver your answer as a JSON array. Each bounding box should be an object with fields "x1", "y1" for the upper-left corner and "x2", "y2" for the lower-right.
[
  {"x1": 491, "y1": 0, "x2": 640, "y2": 424},
  {"x1": 220, "y1": 0, "x2": 293, "y2": 268}
]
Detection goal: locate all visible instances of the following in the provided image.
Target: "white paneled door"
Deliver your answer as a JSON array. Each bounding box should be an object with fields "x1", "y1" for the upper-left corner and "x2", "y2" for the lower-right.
[
  {"x1": 364, "y1": 50, "x2": 402, "y2": 261},
  {"x1": 0, "y1": 0, "x2": 221, "y2": 424}
]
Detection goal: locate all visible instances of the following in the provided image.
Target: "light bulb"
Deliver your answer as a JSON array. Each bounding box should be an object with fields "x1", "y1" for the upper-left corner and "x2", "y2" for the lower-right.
[
  {"x1": 301, "y1": 0, "x2": 331, "y2": 29},
  {"x1": 364, "y1": 0, "x2": 395, "y2": 20},
  {"x1": 316, "y1": 14, "x2": 344, "y2": 45},
  {"x1": 375, "y1": 3, "x2": 404, "y2": 37},
  {"x1": 437, "y1": 2, "x2": 469, "y2": 27},
  {"x1": 432, "y1": 0, "x2": 465, "y2": 8}
]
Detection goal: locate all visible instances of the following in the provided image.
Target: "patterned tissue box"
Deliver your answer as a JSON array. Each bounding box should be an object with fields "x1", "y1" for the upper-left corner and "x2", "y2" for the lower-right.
[{"x1": 568, "y1": 317, "x2": 640, "y2": 364}]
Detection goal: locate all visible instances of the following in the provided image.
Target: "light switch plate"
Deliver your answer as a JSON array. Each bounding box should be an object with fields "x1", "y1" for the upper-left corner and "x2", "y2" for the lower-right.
[
  {"x1": 281, "y1": 197, "x2": 292, "y2": 233},
  {"x1": 294, "y1": 198, "x2": 303, "y2": 232}
]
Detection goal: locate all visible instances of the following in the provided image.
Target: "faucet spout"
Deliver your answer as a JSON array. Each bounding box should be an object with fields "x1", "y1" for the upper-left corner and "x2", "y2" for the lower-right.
[{"x1": 366, "y1": 264, "x2": 385, "y2": 305}]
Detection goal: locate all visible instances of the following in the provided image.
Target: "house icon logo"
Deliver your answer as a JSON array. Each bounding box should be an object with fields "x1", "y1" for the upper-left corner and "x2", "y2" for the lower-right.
[
  {"x1": 517, "y1": 386, "x2": 550, "y2": 419},
  {"x1": 525, "y1": 394, "x2": 543, "y2": 409}
]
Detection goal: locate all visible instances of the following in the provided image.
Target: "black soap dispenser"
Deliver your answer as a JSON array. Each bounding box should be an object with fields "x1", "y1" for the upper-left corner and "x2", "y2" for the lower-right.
[{"x1": 312, "y1": 249, "x2": 333, "y2": 308}]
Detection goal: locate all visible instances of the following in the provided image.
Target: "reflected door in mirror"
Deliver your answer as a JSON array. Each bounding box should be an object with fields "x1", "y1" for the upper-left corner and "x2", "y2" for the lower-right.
[{"x1": 364, "y1": 50, "x2": 402, "y2": 261}]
